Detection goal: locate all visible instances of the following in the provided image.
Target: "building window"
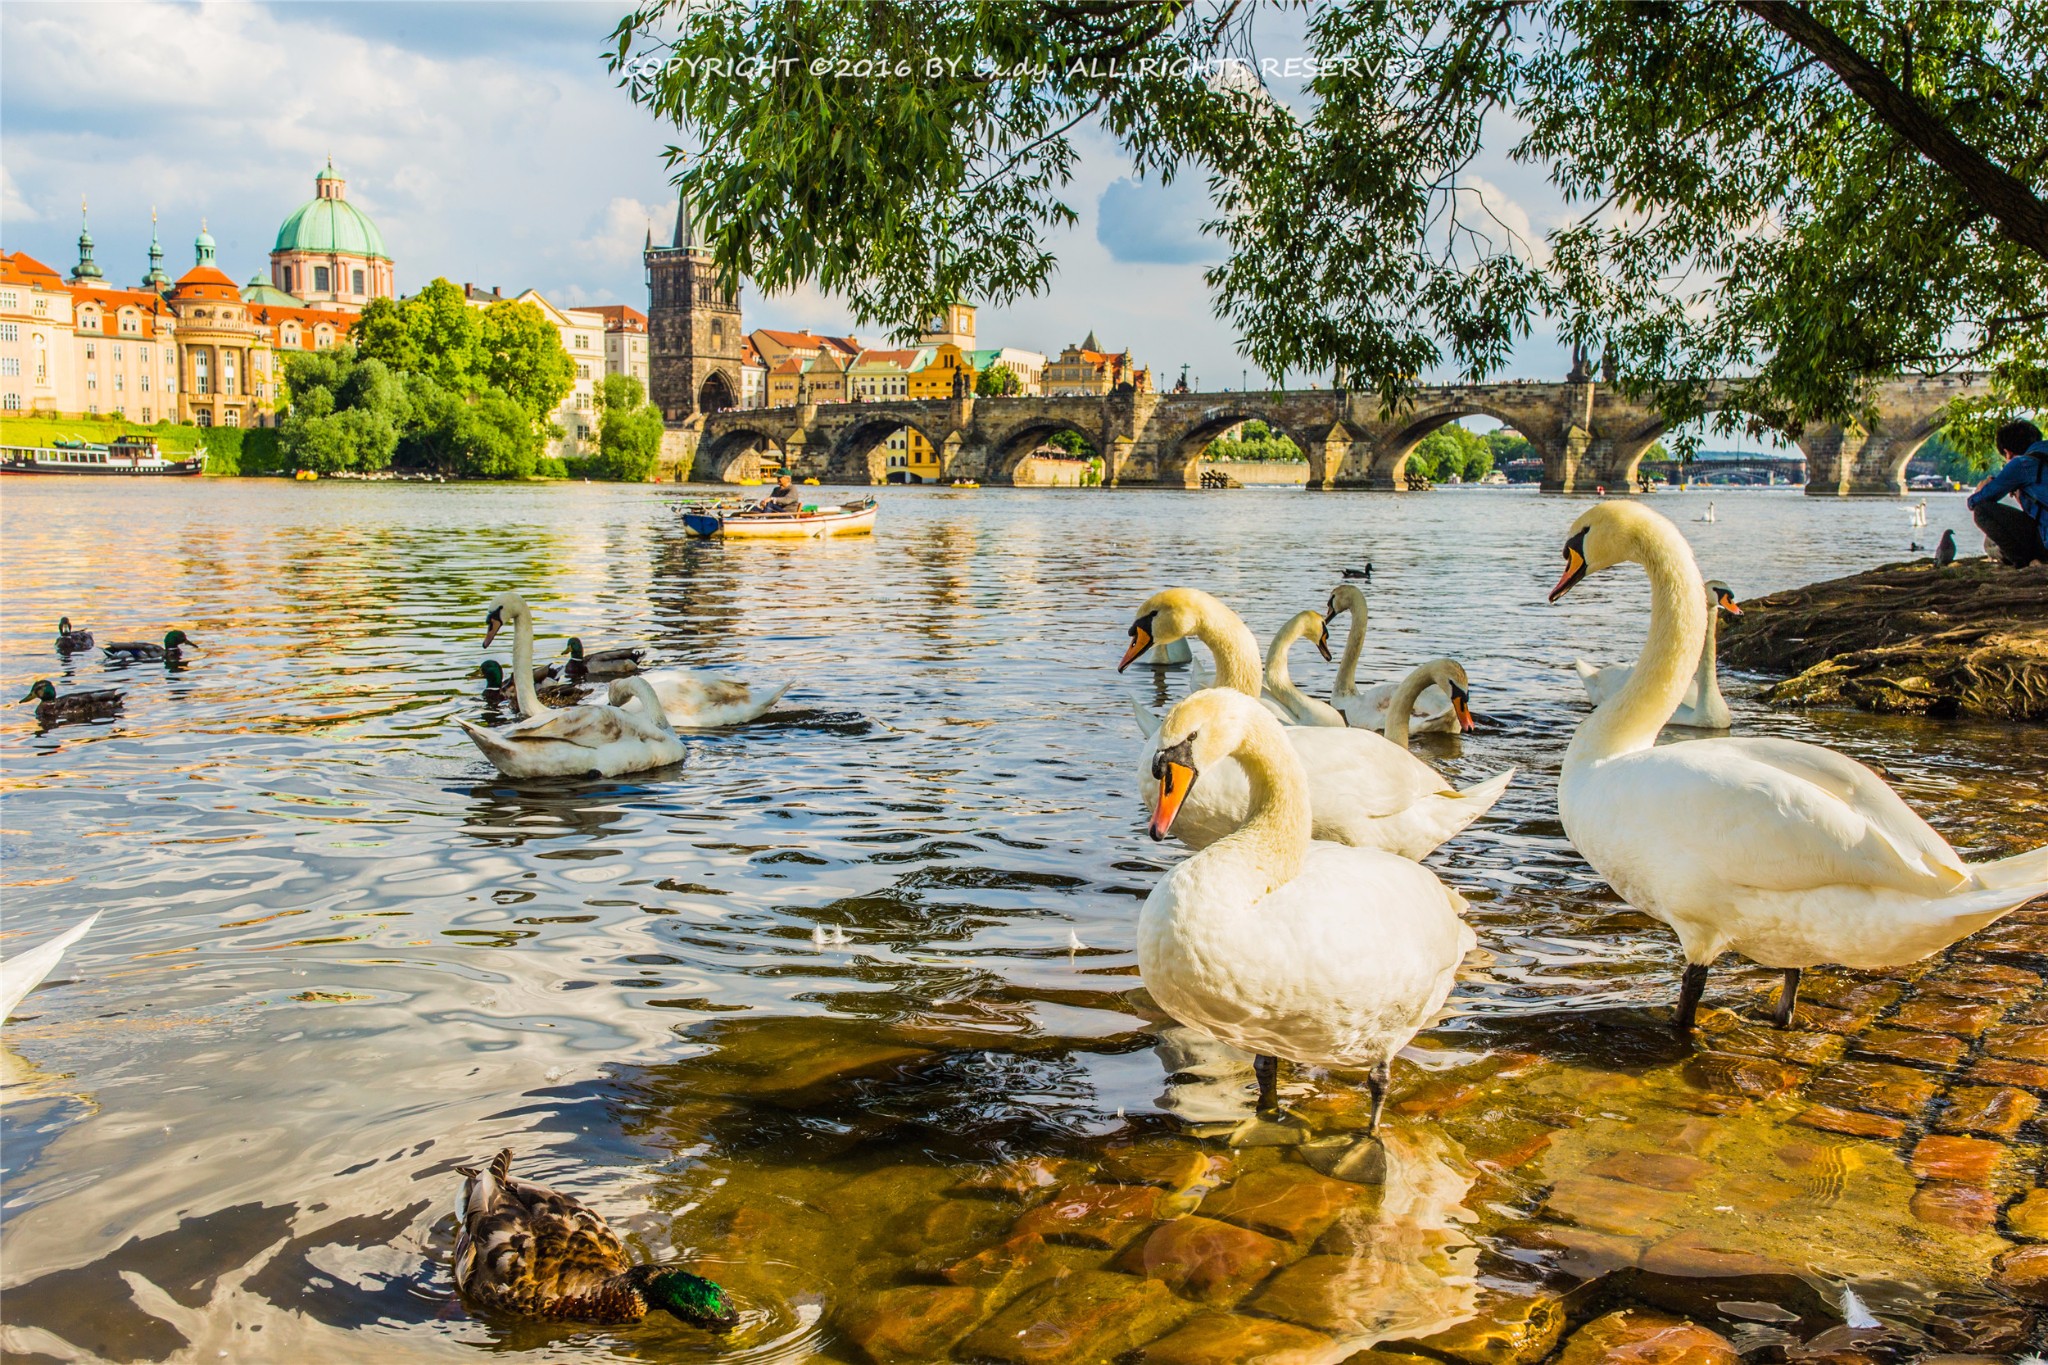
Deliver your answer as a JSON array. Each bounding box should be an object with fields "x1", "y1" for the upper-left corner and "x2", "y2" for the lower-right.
[
  {"x1": 121, "y1": 312, "x2": 139, "y2": 334},
  {"x1": 113, "y1": 344, "x2": 124, "y2": 361},
  {"x1": 0, "y1": 323, "x2": 15, "y2": 341},
  {"x1": 141, "y1": 373, "x2": 151, "y2": 392},
  {"x1": 88, "y1": 404, "x2": 98, "y2": 415},
  {"x1": 115, "y1": 373, "x2": 124, "y2": 390},
  {"x1": 85, "y1": 341, "x2": 96, "y2": 359},
  {"x1": 3, "y1": 392, "x2": 19, "y2": 410},
  {"x1": 225, "y1": 407, "x2": 240, "y2": 427},
  {"x1": 314, "y1": 266, "x2": 331, "y2": 292},
  {"x1": 141, "y1": 406, "x2": 151, "y2": 421},
  {"x1": 195, "y1": 350, "x2": 210, "y2": 394},
  {"x1": 224, "y1": 351, "x2": 238, "y2": 396},
  {"x1": 0, "y1": 358, "x2": 14, "y2": 376},
  {"x1": 315, "y1": 326, "x2": 332, "y2": 347},
  {"x1": 0, "y1": 290, "x2": 15, "y2": 309},
  {"x1": 33, "y1": 298, "x2": 48, "y2": 316},
  {"x1": 282, "y1": 266, "x2": 293, "y2": 292},
  {"x1": 283, "y1": 325, "x2": 298, "y2": 346},
  {"x1": 577, "y1": 363, "x2": 590, "y2": 380},
  {"x1": 196, "y1": 410, "x2": 212, "y2": 427},
  {"x1": 352, "y1": 269, "x2": 365, "y2": 294},
  {"x1": 114, "y1": 404, "x2": 125, "y2": 416},
  {"x1": 87, "y1": 372, "x2": 97, "y2": 390},
  {"x1": 34, "y1": 335, "x2": 47, "y2": 382}
]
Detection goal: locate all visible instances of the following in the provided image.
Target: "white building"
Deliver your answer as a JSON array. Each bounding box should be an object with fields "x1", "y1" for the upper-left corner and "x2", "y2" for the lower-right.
[{"x1": 464, "y1": 285, "x2": 607, "y2": 455}]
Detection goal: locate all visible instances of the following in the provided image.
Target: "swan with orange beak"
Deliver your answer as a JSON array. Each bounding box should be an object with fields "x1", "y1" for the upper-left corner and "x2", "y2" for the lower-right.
[{"x1": 1140, "y1": 689, "x2": 1475, "y2": 1127}]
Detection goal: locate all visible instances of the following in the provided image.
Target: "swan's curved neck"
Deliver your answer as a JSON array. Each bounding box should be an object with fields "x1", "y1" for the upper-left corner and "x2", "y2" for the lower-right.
[
  {"x1": 1695, "y1": 602, "x2": 1725, "y2": 715},
  {"x1": 1263, "y1": 615, "x2": 1317, "y2": 719},
  {"x1": 1383, "y1": 663, "x2": 1446, "y2": 749},
  {"x1": 1200, "y1": 717, "x2": 1311, "y2": 888},
  {"x1": 1191, "y1": 603, "x2": 1265, "y2": 696},
  {"x1": 1566, "y1": 526, "x2": 1706, "y2": 765},
  {"x1": 1332, "y1": 603, "x2": 1366, "y2": 699},
  {"x1": 508, "y1": 603, "x2": 548, "y2": 717},
  {"x1": 610, "y1": 676, "x2": 671, "y2": 733}
]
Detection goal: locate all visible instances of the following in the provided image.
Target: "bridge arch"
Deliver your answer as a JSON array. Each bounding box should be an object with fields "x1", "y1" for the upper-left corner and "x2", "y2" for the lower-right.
[
  {"x1": 1379, "y1": 402, "x2": 1547, "y2": 489},
  {"x1": 1162, "y1": 407, "x2": 1324, "y2": 488},
  {"x1": 975, "y1": 416, "x2": 1110, "y2": 485},
  {"x1": 1595, "y1": 399, "x2": 1808, "y2": 493},
  {"x1": 825, "y1": 413, "x2": 954, "y2": 485},
  {"x1": 696, "y1": 424, "x2": 788, "y2": 483}
]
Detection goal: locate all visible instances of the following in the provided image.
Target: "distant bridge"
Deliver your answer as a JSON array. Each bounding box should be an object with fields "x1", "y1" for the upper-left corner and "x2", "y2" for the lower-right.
[{"x1": 677, "y1": 373, "x2": 1988, "y2": 497}]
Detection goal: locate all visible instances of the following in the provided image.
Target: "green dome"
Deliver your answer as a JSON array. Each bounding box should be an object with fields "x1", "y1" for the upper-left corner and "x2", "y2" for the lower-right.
[
  {"x1": 242, "y1": 274, "x2": 305, "y2": 307},
  {"x1": 273, "y1": 193, "x2": 388, "y2": 261}
]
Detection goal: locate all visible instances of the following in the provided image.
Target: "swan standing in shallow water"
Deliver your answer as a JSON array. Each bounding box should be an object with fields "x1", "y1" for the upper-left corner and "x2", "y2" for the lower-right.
[
  {"x1": 1140, "y1": 689, "x2": 1474, "y2": 1129},
  {"x1": 1121, "y1": 589, "x2": 1512, "y2": 857},
  {"x1": 1324, "y1": 585, "x2": 1461, "y2": 734},
  {"x1": 1262, "y1": 610, "x2": 1347, "y2": 727},
  {"x1": 459, "y1": 593, "x2": 685, "y2": 779},
  {"x1": 1550, "y1": 503, "x2": 2048, "y2": 1032},
  {"x1": 1575, "y1": 580, "x2": 1740, "y2": 729}
]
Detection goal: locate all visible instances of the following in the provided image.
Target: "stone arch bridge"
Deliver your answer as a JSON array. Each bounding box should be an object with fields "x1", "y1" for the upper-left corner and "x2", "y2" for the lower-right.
[{"x1": 679, "y1": 373, "x2": 1988, "y2": 496}]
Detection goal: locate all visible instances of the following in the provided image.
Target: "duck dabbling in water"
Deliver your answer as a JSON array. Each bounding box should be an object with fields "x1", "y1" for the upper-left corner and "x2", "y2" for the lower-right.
[
  {"x1": 102, "y1": 630, "x2": 198, "y2": 662},
  {"x1": 55, "y1": 618, "x2": 94, "y2": 651},
  {"x1": 452, "y1": 1149, "x2": 738, "y2": 1329},
  {"x1": 20, "y1": 679, "x2": 123, "y2": 723},
  {"x1": 478, "y1": 659, "x2": 586, "y2": 711},
  {"x1": 561, "y1": 637, "x2": 645, "y2": 678}
]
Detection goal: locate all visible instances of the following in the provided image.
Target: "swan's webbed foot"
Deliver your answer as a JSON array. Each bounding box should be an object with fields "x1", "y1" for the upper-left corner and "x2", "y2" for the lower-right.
[
  {"x1": 1673, "y1": 963, "x2": 1709, "y2": 1036},
  {"x1": 1365, "y1": 1058, "x2": 1392, "y2": 1136},
  {"x1": 1771, "y1": 967, "x2": 1801, "y2": 1030}
]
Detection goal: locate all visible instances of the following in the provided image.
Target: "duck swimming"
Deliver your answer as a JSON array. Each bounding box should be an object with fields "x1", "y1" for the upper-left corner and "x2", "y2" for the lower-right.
[
  {"x1": 454, "y1": 1149, "x2": 738, "y2": 1328},
  {"x1": 1140, "y1": 689, "x2": 1474, "y2": 1129},
  {"x1": 1551, "y1": 502, "x2": 2048, "y2": 1033},
  {"x1": 102, "y1": 630, "x2": 197, "y2": 662},
  {"x1": 562, "y1": 637, "x2": 645, "y2": 678},
  {"x1": 54, "y1": 618, "x2": 93, "y2": 652},
  {"x1": 479, "y1": 659, "x2": 587, "y2": 711},
  {"x1": 20, "y1": 679, "x2": 123, "y2": 724}
]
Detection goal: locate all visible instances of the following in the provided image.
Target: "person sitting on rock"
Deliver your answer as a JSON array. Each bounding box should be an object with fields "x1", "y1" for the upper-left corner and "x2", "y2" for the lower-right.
[{"x1": 1967, "y1": 419, "x2": 2048, "y2": 568}]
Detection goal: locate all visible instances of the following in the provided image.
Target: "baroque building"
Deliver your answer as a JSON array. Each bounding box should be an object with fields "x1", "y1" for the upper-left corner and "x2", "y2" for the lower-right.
[
  {"x1": 644, "y1": 191, "x2": 742, "y2": 420},
  {"x1": 269, "y1": 161, "x2": 394, "y2": 311}
]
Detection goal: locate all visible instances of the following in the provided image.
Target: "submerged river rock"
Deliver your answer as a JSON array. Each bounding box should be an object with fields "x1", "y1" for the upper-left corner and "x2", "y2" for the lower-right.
[{"x1": 1719, "y1": 558, "x2": 2048, "y2": 720}]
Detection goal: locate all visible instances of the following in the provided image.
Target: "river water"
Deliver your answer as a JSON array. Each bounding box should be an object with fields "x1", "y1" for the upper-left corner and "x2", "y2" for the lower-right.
[{"x1": 0, "y1": 480, "x2": 2036, "y2": 1363}]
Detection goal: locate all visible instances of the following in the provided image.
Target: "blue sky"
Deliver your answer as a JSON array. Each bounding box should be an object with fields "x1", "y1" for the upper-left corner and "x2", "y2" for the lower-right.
[{"x1": 0, "y1": 0, "x2": 1618, "y2": 398}]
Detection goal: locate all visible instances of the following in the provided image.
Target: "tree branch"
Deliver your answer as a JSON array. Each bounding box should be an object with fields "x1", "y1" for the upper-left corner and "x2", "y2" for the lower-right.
[{"x1": 1734, "y1": 0, "x2": 2048, "y2": 259}]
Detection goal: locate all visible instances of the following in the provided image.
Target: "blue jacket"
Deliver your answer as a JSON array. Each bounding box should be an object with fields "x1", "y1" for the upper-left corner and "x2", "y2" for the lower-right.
[{"x1": 1967, "y1": 439, "x2": 2048, "y2": 551}]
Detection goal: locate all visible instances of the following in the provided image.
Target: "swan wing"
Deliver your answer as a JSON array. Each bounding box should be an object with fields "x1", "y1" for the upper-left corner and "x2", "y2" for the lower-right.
[
  {"x1": 1573, "y1": 739, "x2": 1966, "y2": 898},
  {"x1": 0, "y1": 912, "x2": 100, "y2": 1020},
  {"x1": 500, "y1": 703, "x2": 635, "y2": 747}
]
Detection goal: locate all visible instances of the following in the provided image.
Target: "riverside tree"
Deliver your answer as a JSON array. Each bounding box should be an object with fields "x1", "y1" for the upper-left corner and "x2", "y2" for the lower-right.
[
  {"x1": 587, "y1": 374, "x2": 667, "y2": 481},
  {"x1": 614, "y1": 0, "x2": 2048, "y2": 463},
  {"x1": 975, "y1": 363, "x2": 1024, "y2": 397}
]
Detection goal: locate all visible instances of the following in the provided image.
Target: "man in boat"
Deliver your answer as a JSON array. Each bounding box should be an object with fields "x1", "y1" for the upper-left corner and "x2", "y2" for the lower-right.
[
  {"x1": 1968, "y1": 419, "x2": 2048, "y2": 568},
  {"x1": 755, "y1": 474, "x2": 805, "y2": 514}
]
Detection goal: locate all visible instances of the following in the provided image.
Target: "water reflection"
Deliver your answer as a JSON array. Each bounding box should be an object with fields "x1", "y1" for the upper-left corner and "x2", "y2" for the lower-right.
[{"x1": 0, "y1": 481, "x2": 2033, "y2": 1359}]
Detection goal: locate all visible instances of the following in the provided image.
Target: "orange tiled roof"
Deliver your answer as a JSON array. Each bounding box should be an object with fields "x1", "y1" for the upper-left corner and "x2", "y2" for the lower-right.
[
  {"x1": 741, "y1": 338, "x2": 763, "y2": 367},
  {"x1": 854, "y1": 348, "x2": 923, "y2": 368},
  {"x1": 1, "y1": 250, "x2": 67, "y2": 287},
  {"x1": 586, "y1": 304, "x2": 647, "y2": 330},
  {"x1": 756, "y1": 328, "x2": 863, "y2": 357},
  {"x1": 67, "y1": 284, "x2": 175, "y2": 339},
  {"x1": 170, "y1": 265, "x2": 240, "y2": 299},
  {"x1": 248, "y1": 303, "x2": 357, "y2": 349},
  {"x1": 769, "y1": 356, "x2": 807, "y2": 375}
]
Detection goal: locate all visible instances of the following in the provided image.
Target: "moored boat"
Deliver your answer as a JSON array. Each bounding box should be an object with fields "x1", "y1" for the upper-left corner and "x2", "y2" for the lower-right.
[
  {"x1": 0, "y1": 436, "x2": 205, "y2": 477},
  {"x1": 680, "y1": 496, "x2": 878, "y2": 540}
]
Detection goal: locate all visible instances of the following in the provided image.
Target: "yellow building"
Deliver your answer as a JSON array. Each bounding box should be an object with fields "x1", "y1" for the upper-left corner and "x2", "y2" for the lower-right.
[{"x1": 908, "y1": 343, "x2": 976, "y2": 400}]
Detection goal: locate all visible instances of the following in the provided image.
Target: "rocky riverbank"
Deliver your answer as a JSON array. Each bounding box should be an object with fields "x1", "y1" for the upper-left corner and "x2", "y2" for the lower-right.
[{"x1": 1719, "y1": 558, "x2": 2048, "y2": 721}]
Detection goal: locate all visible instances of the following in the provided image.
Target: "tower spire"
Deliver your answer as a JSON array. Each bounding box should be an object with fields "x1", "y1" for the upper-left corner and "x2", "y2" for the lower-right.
[
  {"x1": 143, "y1": 205, "x2": 170, "y2": 290},
  {"x1": 72, "y1": 195, "x2": 104, "y2": 282}
]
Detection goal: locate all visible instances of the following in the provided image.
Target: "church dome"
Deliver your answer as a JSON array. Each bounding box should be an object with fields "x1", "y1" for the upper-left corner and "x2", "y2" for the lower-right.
[{"x1": 273, "y1": 162, "x2": 389, "y2": 260}]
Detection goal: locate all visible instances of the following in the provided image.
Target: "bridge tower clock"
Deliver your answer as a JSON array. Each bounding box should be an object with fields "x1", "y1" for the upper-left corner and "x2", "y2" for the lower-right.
[{"x1": 644, "y1": 190, "x2": 743, "y2": 421}]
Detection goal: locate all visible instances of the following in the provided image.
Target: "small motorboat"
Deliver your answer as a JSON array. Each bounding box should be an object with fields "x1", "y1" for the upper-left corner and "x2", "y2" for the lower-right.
[{"x1": 680, "y1": 496, "x2": 878, "y2": 540}]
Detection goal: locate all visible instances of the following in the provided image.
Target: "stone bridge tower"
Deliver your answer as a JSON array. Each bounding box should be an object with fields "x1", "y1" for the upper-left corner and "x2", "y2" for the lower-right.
[{"x1": 644, "y1": 189, "x2": 743, "y2": 423}]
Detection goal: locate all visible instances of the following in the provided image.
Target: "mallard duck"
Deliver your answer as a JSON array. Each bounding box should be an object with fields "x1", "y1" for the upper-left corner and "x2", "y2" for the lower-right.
[
  {"x1": 55, "y1": 618, "x2": 94, "y2": 651},
  {"x1": 480, "y1": 659, "x2": 586, "y2": 711},
  {"x1": 20, "y1": 679, "x2": 123, "y2": 724},
  {"x1": 102, "y1": 630, "x2": 198, "y2": 662},
  {"x1": 562, "y1": 637, "x2": 645, "y2": 678},
  {"x1": 453, "y1": 1149, "x2": 738, "y2": 1328}
]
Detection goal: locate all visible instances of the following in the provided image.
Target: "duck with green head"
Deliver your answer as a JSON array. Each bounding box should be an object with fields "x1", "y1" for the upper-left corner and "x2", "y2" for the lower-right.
[
  {"x1": 55, "y1": 618, "x2": 94, "y2": 652},
  {"x1": 479, "y1": 659, "x2": 586, "y2": 711},
  {"x1": 453, "y1": 1149, "x2": 739, "y2": 1330},
  {"x1": 20, "y1": 679, "x2": 123, "y2": 723},
  {"x1": 562, "y1": 637, "x2": 645, "y2": 678},
  {"x1": 102, "y1": 630, "x2": 197, "y2": 662}
]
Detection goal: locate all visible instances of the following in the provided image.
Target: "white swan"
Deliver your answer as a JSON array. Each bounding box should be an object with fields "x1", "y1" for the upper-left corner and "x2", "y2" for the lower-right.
[
  {"x1": 637, "y1": 670, "x2": 792, "y2": 728},
  {"x1": 1381, "y1": 660, "x2": 1477, "y2": 749},
  {"x1": 1696, "y1": 502, "x2": 1717, "y2": 523},
  {"x1": 479, "y1": 591, "x2": 785, "y2": 729},
  {"x1": 1550, "y1": 502, "x2": 2048, "y2": 1032},
  {"x1": 1263, "y1": 610, "x2": 1347, "y2": 727},
  {"x1": 459, "y1": 593, "x2": 686, "y2": 779},
  {"x1": 1574, "y1": 580, "x2": 1740, "y2": 729},
  {"x1": 1141, "y1": 689, "x2": 1474, "y2": 1128},
  {"x1": 1325, "y1": 584, "x2": 1459, "y2": 734},
  {"x1": 1120, "y1": 588, "x2": 1513, "y2": 858},
  {"x1": 1, "y1": 912, "x2": 100, "y2": 1021}
]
